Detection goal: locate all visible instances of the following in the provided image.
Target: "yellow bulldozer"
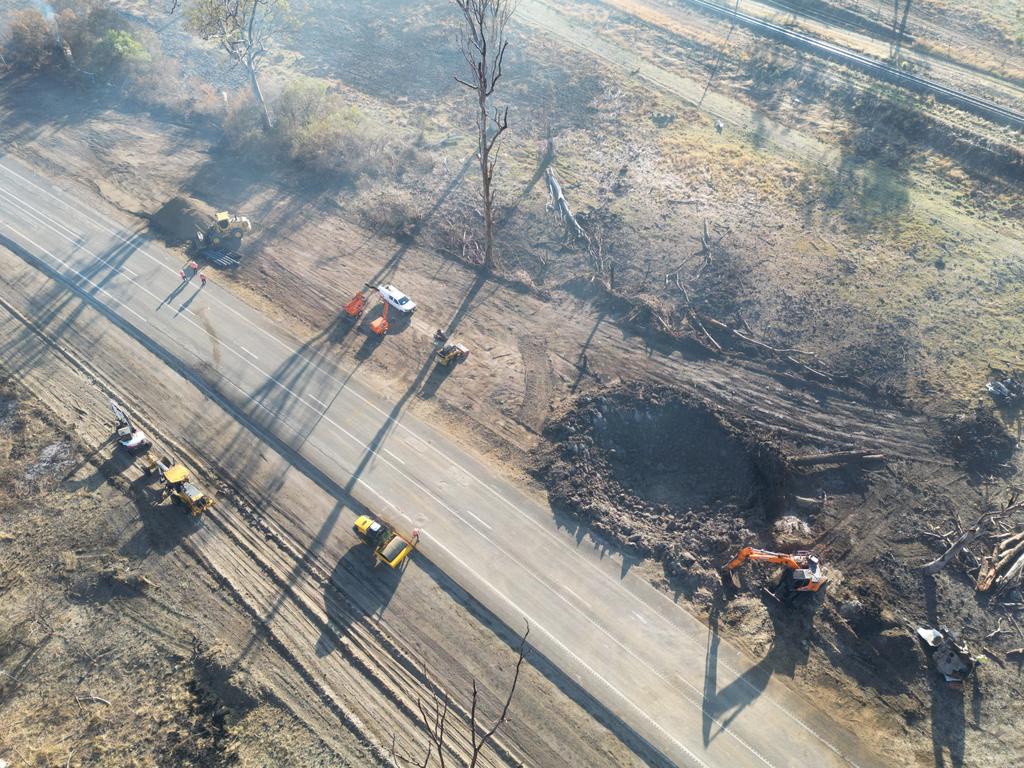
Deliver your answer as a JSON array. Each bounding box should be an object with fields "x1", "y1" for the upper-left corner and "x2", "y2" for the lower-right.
[{"x1": 140, "y1": 452, "x2": 214, "y2": 516}]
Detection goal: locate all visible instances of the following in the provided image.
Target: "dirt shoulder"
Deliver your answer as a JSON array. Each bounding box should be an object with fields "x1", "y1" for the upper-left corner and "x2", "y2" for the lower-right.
[{"x1": 0, "y1": 376, "x2": 369, "y2": 767}]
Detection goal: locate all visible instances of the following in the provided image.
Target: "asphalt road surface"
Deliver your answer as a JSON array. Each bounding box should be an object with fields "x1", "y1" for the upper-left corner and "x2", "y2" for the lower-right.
[{"x1": 0, "y1": 154, "x2": 883, "y2": 768}]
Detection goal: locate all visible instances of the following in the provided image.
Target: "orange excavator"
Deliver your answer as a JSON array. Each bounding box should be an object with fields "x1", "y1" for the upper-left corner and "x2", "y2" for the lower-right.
[{"x1": 721, "y1": 547, "x2": 828, "y2": 601}]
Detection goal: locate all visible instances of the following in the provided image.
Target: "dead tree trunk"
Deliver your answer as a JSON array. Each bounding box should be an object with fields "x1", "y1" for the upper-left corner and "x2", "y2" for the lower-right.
[
  {"x1": 454, "y1": 0, "x2": 515, "y2": 271},
  {"x1": 545, "y1": 168, "x2": 587, "y2": 243}
]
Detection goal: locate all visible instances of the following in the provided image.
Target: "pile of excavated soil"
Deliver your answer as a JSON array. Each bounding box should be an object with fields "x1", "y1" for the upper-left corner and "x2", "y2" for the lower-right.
[
  {"x1": 148, "y1": 196, "x2": 216, "y2": 246},
  {"x1": 535, "y1": 384, "x2": 789, "y2": 586}
]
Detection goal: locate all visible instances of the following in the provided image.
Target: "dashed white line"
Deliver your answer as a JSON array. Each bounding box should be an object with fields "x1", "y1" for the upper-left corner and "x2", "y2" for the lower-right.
[
  {"x1": 561, "y1": 586, "x2": 591, "y2": 608},
  {"x1": 461, "y1": 508, "x2": 492, "y2": 530},
  {"x1": 382, "y1": 448, "x2": 406, "y2": 465},
  {"x1": 238, "y1": 345, "x2": 258, "y2": 360},
  {"x1": 0, "y1": 163, "x2": 863, "y2": 768}
]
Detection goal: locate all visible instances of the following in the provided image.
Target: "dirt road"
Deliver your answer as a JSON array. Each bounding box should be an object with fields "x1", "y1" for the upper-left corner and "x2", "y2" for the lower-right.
[{"x1": 0, "y1": 153, "x2": 897, "y2": 765}]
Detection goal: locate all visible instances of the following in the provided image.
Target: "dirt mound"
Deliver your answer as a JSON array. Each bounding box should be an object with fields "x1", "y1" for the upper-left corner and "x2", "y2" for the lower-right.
[
  {"x1": 148, "y1": 196, "x2": 216, "y2": 246},
  {"x1": 941, "y1": 407, "x2": 1017, "y2": 474},
  {"x1": 535, "y1": 385, "x2": 787, "y2": 574}
]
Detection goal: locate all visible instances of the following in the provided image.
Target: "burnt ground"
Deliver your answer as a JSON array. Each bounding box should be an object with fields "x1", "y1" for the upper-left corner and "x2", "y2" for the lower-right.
[
  {"x1": 0, "y1": 377, "x2": 365, "y2": 767},
  {"x1": 2, "y1": 0, "x2": 1024, "y2": 765},
  {"x1": 537, "y1": 382, "x2": 1024, "y2": 766}
]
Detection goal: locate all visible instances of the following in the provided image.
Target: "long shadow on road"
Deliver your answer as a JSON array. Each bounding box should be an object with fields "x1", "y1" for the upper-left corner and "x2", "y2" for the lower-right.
[{"x1": 2, "y1": 231, "x2": 679, "y2": 766}]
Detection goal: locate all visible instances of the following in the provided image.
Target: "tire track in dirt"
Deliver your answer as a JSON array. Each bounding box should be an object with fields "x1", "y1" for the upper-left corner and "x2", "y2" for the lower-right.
[
  {"x1": 0, "y1": 289, "x2": 517, "y2": 768},
  {"x1": 518, "y1": 335, "x2": 554, "y2": 432}
]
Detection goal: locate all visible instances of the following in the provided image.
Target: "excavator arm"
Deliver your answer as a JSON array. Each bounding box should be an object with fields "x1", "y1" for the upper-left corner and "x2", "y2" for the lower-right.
[
  {"x1": 723, "y1": 547, "x2": 803, "y2": 572},
  {"x1": 721, "y1": 546, "x2": 827, "y2": 599}
]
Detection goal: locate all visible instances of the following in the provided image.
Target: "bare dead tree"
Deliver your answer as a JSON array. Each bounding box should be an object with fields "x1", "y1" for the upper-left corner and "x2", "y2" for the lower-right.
[
  {"x1": 453, "y1": 0, "x2": 516, "y2": 270},
  {"x1": 397, "y1": 621, "x2": 530, "y2": 767},
  {"x1": 186, "y1": 0, "x2": 288, "y2": 131}
]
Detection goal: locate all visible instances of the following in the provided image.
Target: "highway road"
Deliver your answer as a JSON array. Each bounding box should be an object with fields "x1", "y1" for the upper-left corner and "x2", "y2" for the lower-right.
[{"x1": 0, "y1": 153, "x2": 883, "y2": 767}]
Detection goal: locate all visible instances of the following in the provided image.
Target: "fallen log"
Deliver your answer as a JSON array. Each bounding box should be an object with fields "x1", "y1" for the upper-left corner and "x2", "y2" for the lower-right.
[
  {"x1": 545, "y1": 169, "x2": 587, "y2": 243},
  {"x1": 996, "y1": 552, "x2": 1024, "y2": 590},
  {"x1": 921, "y1": 513, "x2": 993, "y2": 575},
  {"x1": 1007, "y1": 648, "x2": 1024, "y2": 660},
  {"x1": 790, "y1": 450, "x2": 886, "y2": 466},
  {"x1": 997, "y1": 531, "x2": 1024, "y2": 553}
]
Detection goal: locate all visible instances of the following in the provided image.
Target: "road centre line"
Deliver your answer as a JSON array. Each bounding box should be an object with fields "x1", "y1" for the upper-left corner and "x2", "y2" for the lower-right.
[
  {"x1": 238, "y1": 344, "x2": 259, "y2": 360},
  {"x1": 0, "y1": 214, "x2": 781, "y2": 768},
  {"x1": 462, "y1": 508, "x2": 492, "y2": 530},
  {"x1": 0, "y1": 176, "x2": 849, "y2": 766},
  {"x1": 382, "y1": 448, "x2": 406, "y2": 465},
  {"x1": 0, "y1": 166, "x2": 858, "y2": 765}
]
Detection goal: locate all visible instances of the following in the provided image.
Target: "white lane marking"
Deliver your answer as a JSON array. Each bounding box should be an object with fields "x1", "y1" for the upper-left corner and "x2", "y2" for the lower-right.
[
  {"x1": 633, "y1": 611, "x2": 649, "y2": 626},
  {"x1": 417, "y1": 527, "x2": 711, "y2": 768},
  {"x1": 309, "y1": 394, "x2": 328, "y2": 408},
  {"x1": 122, "y1": 267, "x2": 137, "y2": 277},
  {"x1": 462, "y1": 508, "x2": 492, "y2": 530},
  {"x1": 450, "y1": 511, "x2": 489, "y2": 538},
  {"x1": 238, "y1": 345, "x2": 258, "y2": 360},
  {"x1": 0, "y1": 166, "x2": 856, "y2": 766},
  {"x1": 7, "y1": 206, "x2": 770, "y2": 765},
  {"x1": 561, "y1": 586, "x2": 591, "y2": 608},
  {"x1": 382, "y1": 448, "x2": 405, "y2": 465}
]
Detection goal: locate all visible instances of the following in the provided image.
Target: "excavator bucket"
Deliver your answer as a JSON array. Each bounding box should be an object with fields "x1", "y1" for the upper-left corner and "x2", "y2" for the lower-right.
[{"x1": 721, "y1": 568, "x2": 742, "y2": 593}]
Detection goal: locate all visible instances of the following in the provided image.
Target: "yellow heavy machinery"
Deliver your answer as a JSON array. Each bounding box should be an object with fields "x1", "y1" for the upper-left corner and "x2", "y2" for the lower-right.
[
  {"x1": 436, "y1": 342, "x2": 469, "y2": 366},
  {"x1": 353, "y1": 514, "x2": 415, "y2": 568},
  {"x1": 193, "y1": 211, "x2": 252, "y2": 256},
  {"x1": 721, "y1": 547, "x2": 828, "y2": 601},
  {"x1": 140, "y1": 452, "x2": 214, "y2": 516}
]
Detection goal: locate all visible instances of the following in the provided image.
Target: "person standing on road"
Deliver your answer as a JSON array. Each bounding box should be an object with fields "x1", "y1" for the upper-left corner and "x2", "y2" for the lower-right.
[
  {"x1": 179, "y1": 269, "x2": 186, "y2": 281},
  {"x1": 199, "y1": 272, "x2": 207, "y2": 288}
]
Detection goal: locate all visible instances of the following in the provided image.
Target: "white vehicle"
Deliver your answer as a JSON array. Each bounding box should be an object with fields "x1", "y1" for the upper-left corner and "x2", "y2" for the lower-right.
[{"x1": 376, "y1": 284, "x2": 416, "y2": 314}]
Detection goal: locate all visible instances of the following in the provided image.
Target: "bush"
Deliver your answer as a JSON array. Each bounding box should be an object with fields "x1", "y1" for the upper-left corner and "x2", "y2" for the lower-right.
[
  {"x1": 221, "y1": 76, "x2": 417, "y2": 183},
  {"x1": 273, "y1": 76, "x2": 379, "y2": 177},
  {"x1": 358, "y1": 188, "x2": 421, "y2": 240},
  {"x1": 91, "y1": 28, "x2": 151, "y2": 76},
  {"x1": 5, "y1": 9, "x2": 59, "y2": 70}
]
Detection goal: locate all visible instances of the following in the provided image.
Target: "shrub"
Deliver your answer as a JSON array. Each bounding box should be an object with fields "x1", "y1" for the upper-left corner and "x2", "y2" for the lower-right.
[
  {"x1": 273, "y1": 76, "x2": 377, "y2": 176},
  {"x1": 5, "y1": 9, "x2": 59, "y2": 70},
  {"x1": 92, "y1": 28, "x2": 151, "y2": 75},
  {"x1": 358, "y1": 188, "x2": 421, "y2": 240}
]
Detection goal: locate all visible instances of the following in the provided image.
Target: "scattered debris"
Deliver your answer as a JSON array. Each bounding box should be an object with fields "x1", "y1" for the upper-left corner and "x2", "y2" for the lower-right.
[
  {"x1": 986, "y1": 374, "x2": 1024, "y2": 404},
  {"x1": 916, "y1": 626, "x2": 977, "y2": 687},
  {"x1": 25, "y1": 441, "x2": 75, "y2": 482}
]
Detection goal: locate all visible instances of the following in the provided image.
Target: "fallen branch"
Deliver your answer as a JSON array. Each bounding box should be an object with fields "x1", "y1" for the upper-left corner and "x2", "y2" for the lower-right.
[
  {"x1": 75, "y1": 695, "x2": 110, "y2": 706},
  {"x1": 790, "y1": 450, "x2": 886, "y2": 466}
]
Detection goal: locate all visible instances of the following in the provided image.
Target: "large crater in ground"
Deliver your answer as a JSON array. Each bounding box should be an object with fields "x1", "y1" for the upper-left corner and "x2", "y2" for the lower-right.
[
  {"x1": 536, "y1": 385, "x2": 787, "y2": 560},
  {"x1": 595, "y1": 399, "x2": 759, "y2": 510}
]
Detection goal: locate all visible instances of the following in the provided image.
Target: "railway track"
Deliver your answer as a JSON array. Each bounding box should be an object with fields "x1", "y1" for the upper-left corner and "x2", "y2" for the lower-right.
[{"x1": 673, "y1": 0, "x2": 1024, "y2": 130}]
